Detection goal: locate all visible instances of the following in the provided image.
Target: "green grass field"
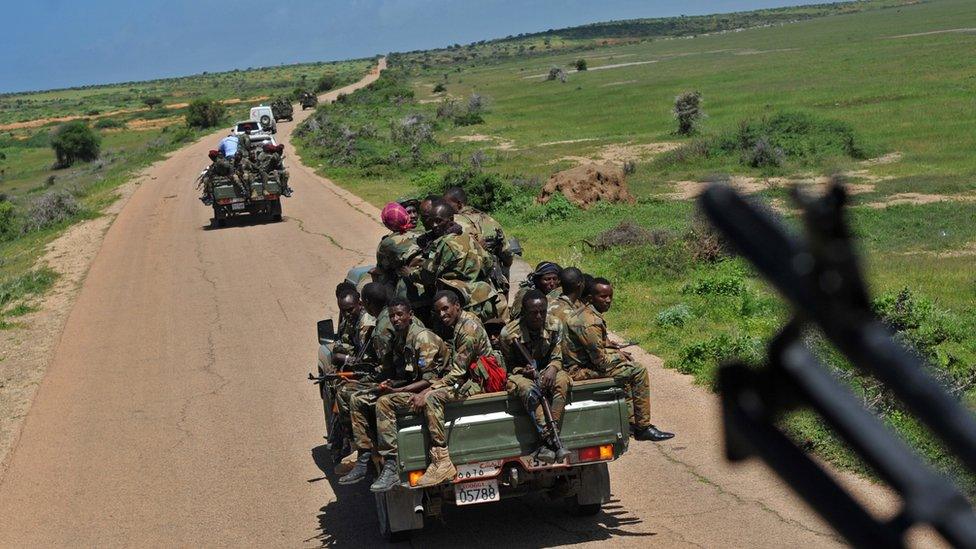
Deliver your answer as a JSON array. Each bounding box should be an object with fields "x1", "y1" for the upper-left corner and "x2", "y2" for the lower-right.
[{"x1": 295, "y1": 0, "x2": 976, "y2": 487}]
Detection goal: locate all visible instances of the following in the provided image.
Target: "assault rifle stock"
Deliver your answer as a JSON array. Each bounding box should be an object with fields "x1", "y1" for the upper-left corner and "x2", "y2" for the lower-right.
[{"x1": 698, "y1": 181, "x2": 976, "y2": 548}]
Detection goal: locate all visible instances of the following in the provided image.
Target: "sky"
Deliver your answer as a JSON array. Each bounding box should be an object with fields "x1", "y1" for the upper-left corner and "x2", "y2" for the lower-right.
[{"x1": 3, "y1": 0, "x2": 840, "y2": 93}]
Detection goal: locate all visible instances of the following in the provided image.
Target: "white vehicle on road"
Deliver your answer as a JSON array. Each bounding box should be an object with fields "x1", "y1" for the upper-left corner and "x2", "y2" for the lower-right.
[
  {"x1": 249, "y1": 105, "x2": 277, "y2": 134},
  {"x1": 231, "y1": 120, "x2": 277, "y2": 150}
]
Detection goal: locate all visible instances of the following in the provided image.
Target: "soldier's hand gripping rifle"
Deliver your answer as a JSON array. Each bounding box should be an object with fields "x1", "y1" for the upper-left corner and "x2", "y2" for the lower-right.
[
  {"x1": 699, "y1": 181, "x2": 976, "y2": 548},
  {"x1": 513, "y1": 339, "x2": 563, "y2": 451}
]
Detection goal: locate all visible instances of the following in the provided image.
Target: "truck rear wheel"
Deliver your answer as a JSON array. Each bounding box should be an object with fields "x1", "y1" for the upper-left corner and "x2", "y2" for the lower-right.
[
  {"x1": 270, "y1": 199, "x2": 282, "y2": 222},
  {"x1": 565, "y1": 495, "x2": 601, "y2": 517}
]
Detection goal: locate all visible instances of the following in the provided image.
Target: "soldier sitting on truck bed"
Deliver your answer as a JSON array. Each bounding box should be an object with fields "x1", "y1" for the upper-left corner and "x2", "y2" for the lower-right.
[
  {"x1": 443, "y1": 187, "x2": 514, "y2": 289},
  {"x1": 548, "y1": 267, "x2": 586, "y2": 326},
  {"x1": 376, "y1": 202, "x2": 422, "y2": 300},
  {"x1": 256, "y1": 143, "x2": 292, "y2": 197},
  {"x1": 401, "y1": 200, "x2": 507, "y2": 325},
  {"x1": 343, "y1": 297, "x2": 451, "y2": 489},
  {"x1": 510, "y1": 261, "x2": 562, "y2": 320},
  {"x1": 564, "y1": 277, "x2": 675, "y2": 442},
  {"x1": 499, "y1": 290, "x2": 572, "y2": 464}
]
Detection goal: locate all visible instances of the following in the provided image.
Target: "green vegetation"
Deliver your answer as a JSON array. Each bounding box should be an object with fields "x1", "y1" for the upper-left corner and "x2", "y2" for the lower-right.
[
  {"x1": 296, "y1": 0, "x2": 976, "y2": 488},
  {"x1": 0, "y1": 267, "x2": 57, "y2": 329},
  {"x1": 184, "y1": 98, "x2": 226, "y2": 129},
  {"x1": 50, "y1": 121, "x2": 101, "y2": 168}
]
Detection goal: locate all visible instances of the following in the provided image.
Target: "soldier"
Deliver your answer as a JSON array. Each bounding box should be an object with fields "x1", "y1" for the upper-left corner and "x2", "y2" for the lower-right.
[
  {"x1": 347, "y1": 298, "x2": 451, "y2": 490},
  {"x1": 564, "y1": 277, "x2": 674, "y2": 442},
  {"x1": 256, "y1": 143, "x2": 292, "y2": 196},
  {"x1": 402, "y1": 201, "x2": 507, "y2": 323},
  {"x1": 444, "y1": 186, "x2": 514, "y2": 284},
  {"x1": 499, "y1": 290, "x2": 572, "y2": 463},
  {"x1": 375, "y1": 202, "x2": 421, "y2": 300},
  {"x1": 548, "y1": 267, "x2": 586, "y2": 325},
  {"x1": 511, "y1": 261, "x2": 562, "y2": 320},
  {"x1": 399, "y1": 290, "x2": 496, "y2": 488}
]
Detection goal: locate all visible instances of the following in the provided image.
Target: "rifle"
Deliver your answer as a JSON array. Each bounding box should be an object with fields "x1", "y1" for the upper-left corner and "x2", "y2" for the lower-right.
[
  {"x1": 699, "y1": 181, "x2": 976, "y2": 548},
  {"x1": 306, "y1": 371, "x2": 361, "y2": 385},
  {"x1": 513, "y1": 339, "x2": 563, "y2": 451}
]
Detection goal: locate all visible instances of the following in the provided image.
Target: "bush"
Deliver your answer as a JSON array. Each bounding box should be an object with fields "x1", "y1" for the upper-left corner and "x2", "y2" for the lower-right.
[
  {"x1": 0, "y1": 201, "x2": 18, "y2": 241},
  {"x1": 674, "y1": 91, "x2": 703, "y2": 135},
  {"x1": 431, "y1": 168, "x2": 517, "y2": 212},
  {"x1": 316, "y1": 73, "x2": 338, "y2": 93},
  {"x1": 656, "y1": 304, "x2": 693, "y2": 327},
  {"x1": 721, "y1": 111, "x2": 869, "y2": 162},
  {"x1": 685, "y1": 212, "x2": 732, "y2": 263},
  {"x1": 575, "y1": 58, "x2": 588, "y2": 71},
  {"x1": 467, "y1": 93, "x2": 486, "y2": 114},
  {"x1": 547, "y1": 66, "x2": 567, "y2": 82},
  {"x1": 94, "y1": 118, "x2": 125, "y2": 129},
  {"x1": 143, "y1": 96, "x2": 163, "y2": 109},
  {"x1": 682, "y1": 272, "x2": 745, "y2": 297},
  {"x1": 50, "y1": 121, "x2": 101, "y2": 168},
  {"x1": 453, "y1": 112, "x2": 484, "y2": 126},
  {"x1": 744, "y1": 136, "x2": 784, "y2": 168},
  {"x1": 22, "y1": 191, "x2": 81, "y2": 233},
  {"x1": 432, "y1": 82, "x2": 447, "y2": 93},
  {"x1": 184, "y1": 98, "x2": 225, "y2": 129},
  {"x1": 587, "y1": 220, "x2": 671, "y2": 250},
  {"x1": 679, "y1": 333, "x2": 763, "y2": 380}
]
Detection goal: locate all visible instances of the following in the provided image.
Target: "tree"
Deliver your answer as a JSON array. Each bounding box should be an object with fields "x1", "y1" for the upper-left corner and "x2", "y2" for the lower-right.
[
  {"x1": 143, "y1": 96, "x2": 163, "y2": 109},
  {"x1": 51, "y1": 121, "x2": 100, "y2": 168},
  {"x1": 674, "y1": 91, "x2": 703, "y2": 135},
  {"x1": 575, "y1": 58, "x2": 588, "y2": 71},
  {"x1": 185, "y1": 98, "x2": 225, "y2": 129},
  {"x1": 316, "y1": 73, "x2": 338, "y2": 92}
]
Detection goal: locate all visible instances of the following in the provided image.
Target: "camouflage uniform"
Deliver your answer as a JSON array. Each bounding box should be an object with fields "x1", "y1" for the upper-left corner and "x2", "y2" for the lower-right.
[
  {"x1": 369, "y1": 324, "x2": 451, "y2": 456},
  {"x1": 333, "y1": 312, "x2": 378, "y2": 423},
  {"x1": 563, "y1": 304, "x2": 653, "y2": 429},
  {"x1": 498, "y1": 316, "x2": 571, "y2": 429},
  {"x1": 375, "y1": 231, "x2": 422, "y2": 300},
  {"x1": 409, "y1": 231, "x2": 507, "y2": 323},
  {"x1": 511, "y1": 285, "x2": 563, "y2": 320},
  {"x1": 256, "y1": 149, "x2": 289, "y2": 191},
  {"x1": 457, "y1": 205, "x2": 513, "y2": 273},
  {"x1": 547, "y1": 292, "x2": 581, "y2": 326},
  {"x1": 420, "y1": 311, "x2": 492, "y2": 446}
]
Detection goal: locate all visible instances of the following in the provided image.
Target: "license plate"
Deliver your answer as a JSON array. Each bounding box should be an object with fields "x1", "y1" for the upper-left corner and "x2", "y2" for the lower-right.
[
  {"x1": 519, "y1": 451, "x2": 576, "y2": 470},
  {"x1": 454, "y1": 479, "x2": 499, "y2": 506},
  {"x1": 231, "y1": 202, "x2": 245, "y2": 210},
  {"x1": 455, "y1": 460, "x2": 502, "y2": 481}
]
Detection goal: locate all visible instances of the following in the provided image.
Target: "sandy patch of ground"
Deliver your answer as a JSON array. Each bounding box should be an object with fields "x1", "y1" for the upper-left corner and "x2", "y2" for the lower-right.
[
  {"x1": 899, "y1": 242, "x2": 976, "y2": 258},
  {"x1": 733, "y1": 48, "x2": 800, "y2": 55},
  {"x1": 523, "y1": 60, "x2": 660, "y2": 79},
  {"x1": 0, "y1": 167, "x2": 154, "y2": 478},
  {"x1": 863, "y1": 192, "x2": 976, "y2": 209},
  {"x1": 601, "y1": 80, "x2": 638, "y2": 88},
  {"x1": 450, "y1": 134, "x2": 516, "y2": 151},
  {"x1": 538, "y1": 137, "x2": 603, "y2": 146},
  {"x1": 551, "y1": 141, "x2": 680, "y2": 165},
  {"x1": 889, "y1": 28, "x2": 976, "y2": 39}
]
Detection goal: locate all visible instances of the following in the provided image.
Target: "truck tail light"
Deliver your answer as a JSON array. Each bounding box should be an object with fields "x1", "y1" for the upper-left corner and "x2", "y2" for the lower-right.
[
  {"x1": 408, "y1": 470, "x2": 424, "y2": 487},
  {"x1": 217, "y1": 199, "x2": 232, "y2": 205},
  {"x1": 578, "y1": 444, "x2": 614, "y2": 463}
]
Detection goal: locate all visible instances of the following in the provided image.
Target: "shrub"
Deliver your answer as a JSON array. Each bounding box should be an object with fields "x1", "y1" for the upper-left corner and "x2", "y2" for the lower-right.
[
  {"x1": 432, "y1": 82, "x2": 447, "y2": 93},
  {"x1": 685, "y1": 211, "x2": 732, "y2": 263},
  {"x1": 316, "y1": 73, "x2": 338, "y2": 92},
  {"x1": 546, "y1": 66, "x2": 567, "y2": 82},
  {"x1": 184, "y1": 98, "x2": 225, "y2": 129},
  {"x1": 94, "y1": 118, "x2": 125, "y2": 129},
  {"x1": 453, "y1": 112, "x2": 484, "y2": 126},
  {"x1": 436, "y1": 98, "x2": 460, "y2": 119},
  {"x1": 721, "y1": 111, "x2": 869, "y2": 162},
  {"x1": 22, "y1": 191, "x2": 81, "y2": 233},
  {"x1": 682, "y1": 272, "x2": 745, "y2": 297},
  {"x1": 656, "y1": 304, "x2": 693, "y2": 327},
  {"x1": 425, "y1": 168, "x2": 517, "y2": 212},
  {"x1": 587, "y1": 220, "x2": 671, "y2": 250},
  {"x1": 50, "y1": 121, "x2": 101, "y2": 168},
  {"x1": 679, "y1": 333, "x2": 763, "y2": 380},
  {"x1": 674, "y1": 91, "x2": 703, "y2": 135},
  {"x1": 143, "y1": 96, "x2": 163, "y2": 109},
  {"x1": 743, "y1": 136, "x2": 784, "y2": 168},
  {"x1": 467, "y1": 93, "x2": 486, "y2": 114},
  {"x1": 575, "y1": 58, "x2": 588, "y2": 71},
  {"x1": 168, "y1": 126, "x2": 195, "y2": 144},
  {"x1": 0, "y1": 201, "x2": 18, "y2": 241}
]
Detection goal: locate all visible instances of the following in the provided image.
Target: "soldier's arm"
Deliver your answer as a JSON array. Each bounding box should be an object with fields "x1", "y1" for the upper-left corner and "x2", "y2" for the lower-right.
[
  {"x1": 546, "y1": 327, "x2": 565, "y2": 372},
  {"x1": 415, "y1": 333, "x2": 444, "y2": 382},
  {"x1": 581, "y1": 321, "x2": 616, "y2": 372}
]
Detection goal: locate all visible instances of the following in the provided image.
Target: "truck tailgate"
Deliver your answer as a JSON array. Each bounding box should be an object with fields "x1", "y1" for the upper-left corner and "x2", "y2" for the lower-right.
[{"x1": 396, "y1": 378, "x2": 629, "y2": 473}]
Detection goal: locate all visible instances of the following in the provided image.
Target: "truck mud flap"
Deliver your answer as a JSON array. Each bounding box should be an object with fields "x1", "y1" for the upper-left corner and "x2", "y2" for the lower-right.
[
  {"x1": 576, "y1": 462, "x2": 611, "y2": 505},
  {"x1": 375, "y1": 488, "x2": 424, "y2": 536}
]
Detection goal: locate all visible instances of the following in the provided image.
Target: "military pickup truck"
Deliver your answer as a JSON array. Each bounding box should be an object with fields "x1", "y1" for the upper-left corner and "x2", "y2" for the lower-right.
[
  {"x1": 205, "y1": 170, "x2": 283, "y2": 227},
  {"x1": 312, "y1": 304, "x2": 628, "y2": 540}
]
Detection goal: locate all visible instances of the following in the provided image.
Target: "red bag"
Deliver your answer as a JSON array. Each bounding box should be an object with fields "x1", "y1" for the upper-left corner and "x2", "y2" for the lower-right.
[{"x1": 469, "y1": 355, "x2": 508, "y2": 393}]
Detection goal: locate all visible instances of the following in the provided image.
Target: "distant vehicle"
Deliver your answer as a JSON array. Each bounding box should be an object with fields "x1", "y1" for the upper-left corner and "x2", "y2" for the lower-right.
[
  {"x1": 231, "y1": 121, "x2": 277, "y2": 150},
  {"x1": 270, "y1": 98, "x2": 294, "y2": 122},
  {"x1": 197, "y1": 162, "x2": 284, "y2": 227},
  {"x1": 249, "y1": 105, "x2": 277, "y2": 134},
  {"x1": 300, "y1": 92, "x2": 318, "y2": 110}
]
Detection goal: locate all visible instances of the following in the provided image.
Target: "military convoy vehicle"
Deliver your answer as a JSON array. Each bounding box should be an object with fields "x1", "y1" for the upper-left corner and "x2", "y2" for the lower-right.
[
  {"x1": 271, "y1": 97, "x2": 294, "y2": 122},
  {"x1": 311, "y1": 274, "x2": 628, "y2": 540},
  {"x1": 300, "y1": 91, "x2": 318, "y2": 110}
]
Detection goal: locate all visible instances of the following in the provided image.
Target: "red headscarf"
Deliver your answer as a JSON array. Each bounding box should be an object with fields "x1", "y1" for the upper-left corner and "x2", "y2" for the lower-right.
[{"x1": 381, "y1": 202, "x2": 414, "y2": 233}]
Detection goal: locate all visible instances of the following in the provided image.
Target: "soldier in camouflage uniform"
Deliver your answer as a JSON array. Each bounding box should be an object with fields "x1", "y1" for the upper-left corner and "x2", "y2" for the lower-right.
[
  {"x1": 444, "y1": 187, "x2": 514, "y2": 287},
  {"x1": 343, "y1": 299, "x2": 452, "y2": 491},
  {"x1": 511, "y1": 261, "x2": 562, "y2": 320},
  {"x1": 376, "y1": 202, "x2": 423, "y2": 302},
  {"x1": 403, "y1": 200, "x2": 507, "y2": 324},
  {"x1": 256, "y1": 143, "x2": 292, "y2": 196},
  {"x1": 548, "y1": 267, "x2": 586, "y2": 325},
  {"x1": 499, "y1": 290, "x2": 572, "y2": 463},
  {"x1": 398, "y1": 290, "x2": 493, "y2": 488},
  {"x1": 563, "y1": 277, "x2": 674, "y2": 442}
]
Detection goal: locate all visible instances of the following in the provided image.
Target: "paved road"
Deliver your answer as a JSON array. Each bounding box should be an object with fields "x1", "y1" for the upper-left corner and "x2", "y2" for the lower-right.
[{"x1": 0, "y1": 59, "x2": 889, "y2": 547}]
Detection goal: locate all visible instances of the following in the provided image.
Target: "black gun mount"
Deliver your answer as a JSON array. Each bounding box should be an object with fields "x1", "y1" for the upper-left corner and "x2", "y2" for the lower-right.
[{"x1": 699, "y1": 182, "x2": 976, "y2": 548}]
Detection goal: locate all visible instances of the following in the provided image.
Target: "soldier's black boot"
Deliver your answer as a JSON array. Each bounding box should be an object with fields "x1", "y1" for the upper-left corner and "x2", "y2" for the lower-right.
[
  {"x1": 339, "y1": 450, "x2": 372, "y2": 484},
  {"x1": 633, "y1": 424, "x2": 674, "y2": 442},
  {"x1": 554, "y1": 442, "x2": 572, "y2": 463},
  {"x1": 535, "y1": 444, "x2": 556, "y2": 464},
  {"x1": 370, "y1": 459, "x2": 399, "y2": 492}
]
